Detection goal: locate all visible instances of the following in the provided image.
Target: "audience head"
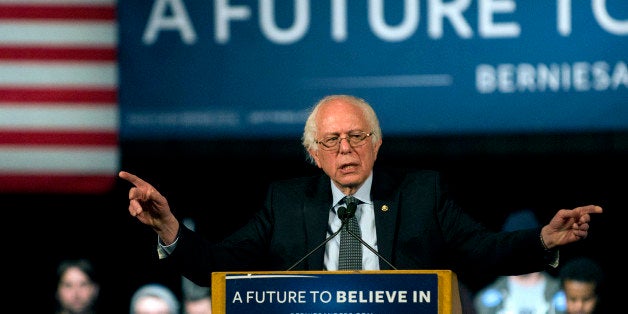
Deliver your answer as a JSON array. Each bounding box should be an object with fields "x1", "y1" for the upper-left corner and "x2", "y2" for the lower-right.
[
  {"x1": 182, "y1": 276, "x2": 211, "y2": 314},
  {"x1": 183, "y1": 296, "x2": 211, "y2": 314},
  {"x1": 559, "y1": 257, "x2": 604, "y2": 314},
  {"x1": 130, "y1": 283, "x2": 180, "y2": 314},
  {"x1": 502, "y1": 208, "x2": 540, "y2": 232},
  {"x1": 55, "y1": 258, "x2": 100, "y2": 314}
]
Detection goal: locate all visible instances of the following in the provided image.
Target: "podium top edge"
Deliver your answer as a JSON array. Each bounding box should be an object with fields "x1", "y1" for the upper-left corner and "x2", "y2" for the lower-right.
[{"x1": 212, "y1": 270, "x2": 456, "y2": 275}]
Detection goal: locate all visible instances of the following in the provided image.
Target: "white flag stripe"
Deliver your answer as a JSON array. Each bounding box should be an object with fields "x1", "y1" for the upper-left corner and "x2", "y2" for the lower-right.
[
  {"x1": 0, "y1": 0, "x2": 115, "y2": 5},
  {"x1": 0, "y1": 105, "x2": 118, "y2": 130},
  {"x1": 0, "y1": 62, "x2": 116, "y2": 86},
  {"x1": 0, "y1": 22, "x2": 116, "y2": 46},
  {"x1": 0, "y1": 146, "x2": 119, "y2": 173}
]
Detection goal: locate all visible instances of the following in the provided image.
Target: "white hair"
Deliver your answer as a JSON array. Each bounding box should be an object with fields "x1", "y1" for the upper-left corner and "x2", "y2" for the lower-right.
[{"x1": 130, "y1": 283, "x2": 180, "y2": 314}]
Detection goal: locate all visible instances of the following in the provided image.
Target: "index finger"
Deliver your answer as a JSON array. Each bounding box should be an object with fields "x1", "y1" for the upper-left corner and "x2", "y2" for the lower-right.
[
  {"x1": 577, "y1": 205, "x2": 603, "y2": 215},
  {"x1": 118, "y1": 170, "x2": 145, "y2": 187}
]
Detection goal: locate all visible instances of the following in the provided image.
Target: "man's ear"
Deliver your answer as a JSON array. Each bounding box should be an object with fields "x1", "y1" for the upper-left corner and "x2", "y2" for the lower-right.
[
  {"x1": 308, "y1": 149, "x2": 322, "y2": 168},
  {"x1": 372, "y1": 138, "x2": 382, "y2": 160}
]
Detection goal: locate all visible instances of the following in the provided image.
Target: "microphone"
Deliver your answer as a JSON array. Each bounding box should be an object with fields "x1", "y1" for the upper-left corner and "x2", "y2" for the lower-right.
[
  {"x1": 341, "y1": 199, "x2": 398, "y2": 270},
  {"x1": 286, "y1": 206, "x2": 350, "y2": 271},
  {"x1": 338, "y1": 201, "x2": 354, "y2": 221}
]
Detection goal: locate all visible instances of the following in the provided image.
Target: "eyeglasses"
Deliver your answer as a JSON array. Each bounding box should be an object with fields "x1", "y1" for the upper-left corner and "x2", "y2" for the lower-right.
[{"x1": 316, "y1": 131, "x2": 373, "y2": 151}]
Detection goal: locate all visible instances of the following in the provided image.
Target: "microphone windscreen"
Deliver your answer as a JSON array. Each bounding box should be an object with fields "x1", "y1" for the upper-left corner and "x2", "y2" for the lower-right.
[{"x1": 337, "y1": 206, "x2": 347, "y2": 220}]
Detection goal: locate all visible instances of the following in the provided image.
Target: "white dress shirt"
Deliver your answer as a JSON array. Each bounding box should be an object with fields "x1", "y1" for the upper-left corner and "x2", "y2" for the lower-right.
[{"x1": 324, "y1": 171, "x2": 380, "y2": 270}]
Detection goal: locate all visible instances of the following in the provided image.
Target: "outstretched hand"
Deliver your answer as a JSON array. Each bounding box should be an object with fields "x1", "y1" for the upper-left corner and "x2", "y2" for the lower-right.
[
  {"x1": 541, "y1": 205, "x2": 603, "y2": 249},
  {"x1": 119, "y1": 171, "x2": 180, "y2": 245}
]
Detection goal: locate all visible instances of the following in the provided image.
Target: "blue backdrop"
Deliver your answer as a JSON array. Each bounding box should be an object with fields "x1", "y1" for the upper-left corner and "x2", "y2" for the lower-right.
[{"x1": 118, "y1": 0, "x2": 627, "y2": 140}]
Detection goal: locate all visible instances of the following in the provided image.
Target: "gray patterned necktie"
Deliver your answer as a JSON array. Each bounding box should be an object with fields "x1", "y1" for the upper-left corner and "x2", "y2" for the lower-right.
[{"x1": 338, "y1": 196, "x2": 362, "y2": 270}]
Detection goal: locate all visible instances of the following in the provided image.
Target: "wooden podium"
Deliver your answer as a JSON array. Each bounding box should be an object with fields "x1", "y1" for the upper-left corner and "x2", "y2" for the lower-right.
[{"x1": 212, "y1": 270, "x2": 462, "y2": 313}]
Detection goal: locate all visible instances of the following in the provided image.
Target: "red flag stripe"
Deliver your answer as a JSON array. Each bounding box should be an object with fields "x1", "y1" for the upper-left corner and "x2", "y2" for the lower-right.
[
  {"x1": 0, "y1": 174, "x2": 116, "y2": 194},
  {"x1": 0, "y1": 46, "x2": 116, "y2": 61},
  {"x1": 0, "y1": 87, "x2": 117, "y2": 103},
  {"x1": 0, "y1": 130, "x2": 117, "y2": 146},
  {"x1": 0, "y1": 5, "x2": 115, "y2": 21}
]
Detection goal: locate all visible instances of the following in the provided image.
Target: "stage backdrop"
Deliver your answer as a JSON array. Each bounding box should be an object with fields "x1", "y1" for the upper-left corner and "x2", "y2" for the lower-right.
[{"x1": 119, "y1": 0, "x2": 627, "y2": 140}]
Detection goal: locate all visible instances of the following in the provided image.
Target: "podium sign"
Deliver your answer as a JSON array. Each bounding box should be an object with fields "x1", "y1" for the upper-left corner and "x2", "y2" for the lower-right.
[{"x1": 212, "y1": 270, "x2": 461, "y2": 314}]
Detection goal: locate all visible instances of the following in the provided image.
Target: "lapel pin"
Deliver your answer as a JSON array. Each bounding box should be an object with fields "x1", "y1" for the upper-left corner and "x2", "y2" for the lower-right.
[{"x1": 381, "y1": 205, "x2": 389, "y2": 212}]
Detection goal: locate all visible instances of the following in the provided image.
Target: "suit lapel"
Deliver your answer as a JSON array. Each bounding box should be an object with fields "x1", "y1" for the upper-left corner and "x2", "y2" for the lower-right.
[
  {"x1": 302, "y1": 175, "x2": 333, "y2": 270},
  {"x1": 371, "y1": 169, "x2": 400, "y2": 270}
]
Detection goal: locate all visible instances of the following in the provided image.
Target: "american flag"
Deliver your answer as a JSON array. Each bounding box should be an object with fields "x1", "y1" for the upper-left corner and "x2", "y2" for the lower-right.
[{"x1": 0, "y1": 0, "x2": 119, "y2": 193}]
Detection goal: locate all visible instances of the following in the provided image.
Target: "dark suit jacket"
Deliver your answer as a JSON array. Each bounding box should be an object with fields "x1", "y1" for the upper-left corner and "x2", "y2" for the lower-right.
[{"x1": 167, "y1": 168, "x2": 550, "y2": 287}]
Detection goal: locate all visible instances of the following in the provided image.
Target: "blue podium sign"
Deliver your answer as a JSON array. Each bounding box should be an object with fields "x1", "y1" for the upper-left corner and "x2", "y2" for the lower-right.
[{"x1": 213, "y1": 270, "x2": 460, "y2": 313}]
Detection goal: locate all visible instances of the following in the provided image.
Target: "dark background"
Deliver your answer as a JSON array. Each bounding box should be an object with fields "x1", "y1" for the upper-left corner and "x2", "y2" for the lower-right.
[{"x1": 10, "y1": 132, "x2": 624, "y2": 312}]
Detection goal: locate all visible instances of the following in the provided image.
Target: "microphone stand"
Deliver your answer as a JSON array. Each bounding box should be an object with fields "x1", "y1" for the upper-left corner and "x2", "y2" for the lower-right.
[
  {"x1": 286, "y1": 207, "x2": 348, "y2": 271},
  {"x1": 345, "y1": 228, "x2": 397, "y2": 270}
]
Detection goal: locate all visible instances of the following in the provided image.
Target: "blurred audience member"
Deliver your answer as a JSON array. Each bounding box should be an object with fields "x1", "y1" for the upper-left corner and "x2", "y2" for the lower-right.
[
  {"x1": 55, "y1": 258, "x2": 101, "y2": 314},
  {"x1": 474, "y1": 209, "x2": 563, "y2": 313},
  {"x1": 558, "y1": 256, "x2": 604, "y2": 314},
  {"x1": 130, "y1": 283, "x2": 180, "y2": 314},
  {"x1": 184, "y1": 296, "x2": 211, "y2": 314}
]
